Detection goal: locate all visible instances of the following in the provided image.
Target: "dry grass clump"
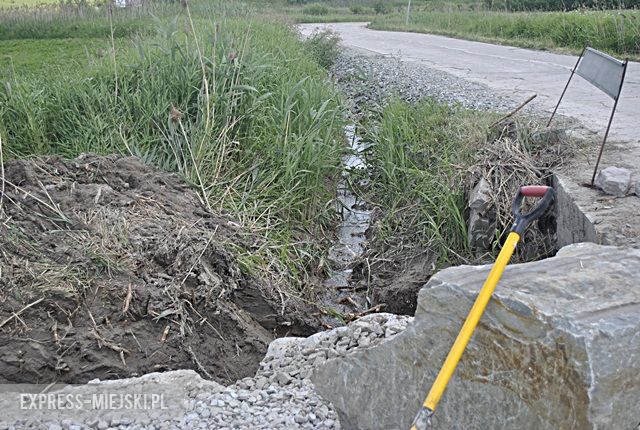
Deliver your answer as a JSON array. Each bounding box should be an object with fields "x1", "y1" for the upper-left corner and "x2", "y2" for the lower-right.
[{"x1": 468, "y1": 119, "x2": 570, "y2": 260}]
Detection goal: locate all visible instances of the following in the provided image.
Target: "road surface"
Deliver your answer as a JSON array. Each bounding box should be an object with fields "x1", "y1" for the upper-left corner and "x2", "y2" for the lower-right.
[{"x1": 299, "y1": 22, "x2": 639, "y2": 145}]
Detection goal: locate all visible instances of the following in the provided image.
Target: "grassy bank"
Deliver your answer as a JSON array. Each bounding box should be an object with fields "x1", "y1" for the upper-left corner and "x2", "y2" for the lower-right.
[
  {"x1": 364, "y1": 99, "x2": 482, "y2": 265},
  {"x1": 370, "y1": 9, "x2": 640, "y2": 58},
  {"x1": 0, "y1": 1, "x2": 346, "y2": 294},
  {"x1": 361, "y1": 97, "x2": 562, "y2": 278}
]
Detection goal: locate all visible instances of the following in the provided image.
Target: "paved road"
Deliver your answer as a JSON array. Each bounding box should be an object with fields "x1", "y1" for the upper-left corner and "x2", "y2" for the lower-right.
[{"x1": 299, "y1": 22, "x2": 639, "y2": 144}]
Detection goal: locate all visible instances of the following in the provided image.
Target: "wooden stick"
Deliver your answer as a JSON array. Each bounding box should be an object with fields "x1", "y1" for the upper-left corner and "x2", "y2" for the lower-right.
[
  {"x1": 491, "y1": 94, "x2": 537, "y2": 128},
  {"x1": 89, "y1": 330, "x2": 131, "y2": 355},
  {"x1": 0, "y1": 298, "x2": 44, "y2": 329}
]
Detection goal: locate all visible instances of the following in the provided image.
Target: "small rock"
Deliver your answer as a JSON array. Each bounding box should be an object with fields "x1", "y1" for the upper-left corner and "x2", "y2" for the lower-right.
[
  {"x1": 275, "y1": 372, "x2": 292, "y2": 385},
  {"x1": 468, "y1": 177, "x2": 493, "y2": 213},
  {"x1": 358, "y1": 336, "x2": 371, "y2": 348},
  {"x1": 254, "y1": 377, "x2": 269, "y2": 390},
  {"x1": 294, "y1": 413, "x2": 308, "y2": 424},
  {"x1": 595, "y1": 166, "x2": 631, "y2": 196}
]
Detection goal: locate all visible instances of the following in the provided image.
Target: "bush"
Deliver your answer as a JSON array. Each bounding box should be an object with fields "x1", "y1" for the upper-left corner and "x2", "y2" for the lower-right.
[
  {"x1": 303, "y1": 29, "x2": 341, "y2": 68},
  {"x1": 350, "y1": 5, "x2": 367, "y2": 15},
  {"x1": 373, "y1": 1, "x2": 388, "y2": 14},
  {"x1": 302, "y1": 4, "x2": 330, "y2": 15}
]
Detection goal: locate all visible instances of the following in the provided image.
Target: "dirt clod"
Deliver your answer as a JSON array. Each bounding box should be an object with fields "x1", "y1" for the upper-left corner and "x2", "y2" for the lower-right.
[{"x1": 0, "y1": 154, "x2": 306, "y2": 385}]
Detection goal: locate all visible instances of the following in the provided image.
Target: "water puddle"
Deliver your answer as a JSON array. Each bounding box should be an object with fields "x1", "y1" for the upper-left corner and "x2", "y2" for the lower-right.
[{"x1": 321, "y1": 125, "x2": 373, "y2": 325}]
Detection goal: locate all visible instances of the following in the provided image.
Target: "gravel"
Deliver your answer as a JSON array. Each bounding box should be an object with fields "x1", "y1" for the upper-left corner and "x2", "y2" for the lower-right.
[
  {"x1": 331, "y1": 48, "x2": 523, "y2": 114},
  {"x1": 8, "y1": 313, "x2": 412, "y2": 430},
  {"x1": 187, "y1": 313, "x2": 411, "y2": 430}
]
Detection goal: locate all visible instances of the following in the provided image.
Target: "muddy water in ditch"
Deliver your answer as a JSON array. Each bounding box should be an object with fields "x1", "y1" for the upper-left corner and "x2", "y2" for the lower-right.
[{"x1": 321, "y1": 125, "x2": 373, "y2": 325}]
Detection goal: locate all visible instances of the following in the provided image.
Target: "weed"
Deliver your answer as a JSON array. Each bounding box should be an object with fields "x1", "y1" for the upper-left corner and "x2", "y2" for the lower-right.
[
  {"x1": 350, "y1": 5, "x2": 368, "y2": 14},
  {"x1": 373, "y1": 1, "x2": 388, "y2": 14},
  {"x1": 303, "y1": 29, "x2": 341, "y2": 68},
  {"x1": 303, "y1": 4, "x2": 330, "y2": 15},
  {"x1": 363, "y1": 98, "x2": 485, "y2": 266}
]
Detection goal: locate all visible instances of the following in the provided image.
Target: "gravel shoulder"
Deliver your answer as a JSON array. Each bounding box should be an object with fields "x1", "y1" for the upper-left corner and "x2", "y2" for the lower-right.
[{"x1": 332, "y1": 47, "x2": 523, "y2": 114}]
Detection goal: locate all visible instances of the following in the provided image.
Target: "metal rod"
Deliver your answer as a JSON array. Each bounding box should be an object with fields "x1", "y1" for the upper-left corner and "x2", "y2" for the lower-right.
[
  {"x1": 590, "y1": 59, "x2": 628, "y2": 186},
  {"x1": 406, "y1": 0, "x2": 412, "y2": 25},
  {"x1": 547, "y1": 47, "x2": 586, "y2": 127}
]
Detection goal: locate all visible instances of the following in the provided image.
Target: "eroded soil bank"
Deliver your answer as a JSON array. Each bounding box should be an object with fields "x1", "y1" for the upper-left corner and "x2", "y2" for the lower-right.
[{"x1": 0, "y1": 155, "x2": 315, "y2": 385}]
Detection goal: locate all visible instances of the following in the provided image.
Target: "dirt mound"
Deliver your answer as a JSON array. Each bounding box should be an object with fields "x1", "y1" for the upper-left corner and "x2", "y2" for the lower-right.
[{"x1": 0, "y1": 154, "x2": 313, "y2": 385}]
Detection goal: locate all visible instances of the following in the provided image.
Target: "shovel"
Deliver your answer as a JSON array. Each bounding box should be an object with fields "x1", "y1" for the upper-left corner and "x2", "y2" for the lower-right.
[{"x1": 410, "y1": 185, "x2": 555, "y2": 430}]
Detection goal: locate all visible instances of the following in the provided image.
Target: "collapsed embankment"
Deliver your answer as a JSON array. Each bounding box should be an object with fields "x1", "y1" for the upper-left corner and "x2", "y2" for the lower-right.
[{"x1": 0, "y1": 155, "x2": 315, "y2": 385}]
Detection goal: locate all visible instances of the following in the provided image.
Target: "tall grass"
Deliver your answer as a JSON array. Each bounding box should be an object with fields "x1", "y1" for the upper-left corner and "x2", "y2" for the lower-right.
[
  {"x1": 371, "y1": 9, "x2": 640, "y2": 57},
  {"x1": 365, "y1": 99, "x2": 487, "y2": 265},
  {"x1": 0, "y1": 3, "x2": 346, "y2": 290}
]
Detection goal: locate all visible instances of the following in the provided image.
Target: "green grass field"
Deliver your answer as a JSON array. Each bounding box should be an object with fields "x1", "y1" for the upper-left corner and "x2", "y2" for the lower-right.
[
  {"x1": 0, "y1": 0, "x2": 56, "y2": 8},
  {"x1": 0, "y1": 38, "x2": 110, "y2": 78},
  {"x1": 371, "y1": 9, "x2": 640, "y2": 57}
]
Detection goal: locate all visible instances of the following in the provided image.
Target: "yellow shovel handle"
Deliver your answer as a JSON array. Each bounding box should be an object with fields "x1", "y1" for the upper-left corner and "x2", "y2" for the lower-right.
[{"x1": 410, "y1": 231, "x2": 520, "y2": 429}]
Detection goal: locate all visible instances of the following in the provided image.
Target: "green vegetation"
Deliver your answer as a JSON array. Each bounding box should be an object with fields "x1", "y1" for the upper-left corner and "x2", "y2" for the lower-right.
[
  {"x1": 250, "y1": 0, "x2": 640, "y2": 58},
  {"x1": 371, "y1": 9, "x2": 640, "y2": 57},
  {"x1": 0, "y1": 1, "x2": 346, "y2": 290},
  {"x1": 0, "y1": 0, "x2": 56, "y2": 8},
  {"x1": 0, "y1": 38, "x2": 109, "y2": 78},
  {"x1": 303, "y1": 29, "x2": 341, "y2": 68},
  {"x1": 364, "y1": 99, "x2": 482, "y2": 264},
  {"x1": 362, "y1": 97, "x2": 560, "y2": 268},
  {"x1": 252, "y1": 0, "x2": 412, "y2": 24},
  {"x1": 483, "y1": 0, "x2": 640, "y2": 12}
]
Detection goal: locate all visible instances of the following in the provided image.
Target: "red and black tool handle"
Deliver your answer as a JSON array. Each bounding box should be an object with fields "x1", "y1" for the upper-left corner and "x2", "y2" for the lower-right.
[{"x1": 511, "y1": 185, "x2": 554, "y2": 235}]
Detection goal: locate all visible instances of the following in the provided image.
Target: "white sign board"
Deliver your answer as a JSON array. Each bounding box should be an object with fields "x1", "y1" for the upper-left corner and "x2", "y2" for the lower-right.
[{"x1": 576, "y1": 47, "x2": 626, "y2": 100}]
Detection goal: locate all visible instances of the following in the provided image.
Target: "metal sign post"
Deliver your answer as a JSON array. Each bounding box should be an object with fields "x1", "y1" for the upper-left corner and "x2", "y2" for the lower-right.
[
  {"x1": 547, "y1": 47, "x2": 628, "y2": 186},
  {"x1": 406, "y1": 0, "x2": 412, "y2": 25}
]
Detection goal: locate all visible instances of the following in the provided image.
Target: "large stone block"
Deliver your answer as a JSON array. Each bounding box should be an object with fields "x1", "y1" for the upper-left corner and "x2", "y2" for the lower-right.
[{"x1": 313, "y1": 243, "x2": 640, "y2": 430}]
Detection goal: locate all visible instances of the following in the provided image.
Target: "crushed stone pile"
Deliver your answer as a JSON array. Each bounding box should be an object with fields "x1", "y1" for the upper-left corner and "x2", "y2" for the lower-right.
[
  {"x1": 197, "y1": 313, "x2": 411, "y2": 429},
  {"x1": 2, "y1": 313, "x2": 412, "y2": 430},
  {"x1": 331, "y1": 48, "x2": 520, "y2": 114}
]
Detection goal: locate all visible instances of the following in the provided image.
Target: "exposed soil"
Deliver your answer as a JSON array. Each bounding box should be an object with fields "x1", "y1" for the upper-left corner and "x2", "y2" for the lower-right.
[{"x1": 0, "y1": 154, "x2": 315, "y2": 385}]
